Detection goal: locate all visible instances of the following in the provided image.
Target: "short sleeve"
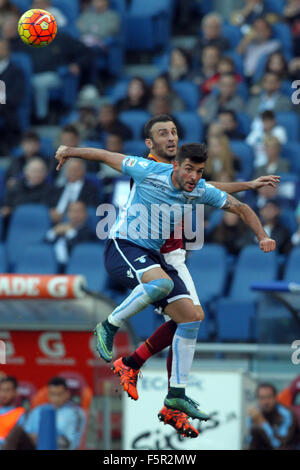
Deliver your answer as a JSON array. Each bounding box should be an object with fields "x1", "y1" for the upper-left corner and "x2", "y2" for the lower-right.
[
  {"x1": 201, "y1": 182, "x2": 227, "y2": 209},
  {"x1": 121, "y1": 156, "x2": 157, "y2": 184}
]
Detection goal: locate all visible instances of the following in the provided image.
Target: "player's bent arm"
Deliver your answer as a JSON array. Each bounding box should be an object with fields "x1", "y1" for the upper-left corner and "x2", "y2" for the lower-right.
[
  {"x1": 222, "y1": 194, "x2": 276, "y2": 253},
  {"x1": 55, "y1": 145, "x2": 126, "y2": 172},
  {"x1": 209, "y1": 175, "x2": 280, "y2": 194}
]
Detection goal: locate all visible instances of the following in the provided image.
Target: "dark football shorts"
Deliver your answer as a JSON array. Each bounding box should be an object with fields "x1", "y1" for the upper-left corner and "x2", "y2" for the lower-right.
[{"x1": 104, "y1": 238, "x2": 191, "y2": 310}]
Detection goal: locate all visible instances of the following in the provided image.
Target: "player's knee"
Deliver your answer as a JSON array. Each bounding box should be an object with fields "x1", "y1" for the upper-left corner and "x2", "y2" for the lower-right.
[
  {"x1": 185, "y1": 307, "x2": 202, "y2": 323},
  {"x1": 144, "y1": 278, "x2": 174, "y2": 302},
  {"x1": 196, "y1": 306, "x2": 205, "y2": 322}
]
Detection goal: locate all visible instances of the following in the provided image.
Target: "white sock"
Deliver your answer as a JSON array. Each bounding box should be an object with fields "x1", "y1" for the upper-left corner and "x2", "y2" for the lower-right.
[{"x1": 170, "y1": 321, "x2": 200, "y2": 387}]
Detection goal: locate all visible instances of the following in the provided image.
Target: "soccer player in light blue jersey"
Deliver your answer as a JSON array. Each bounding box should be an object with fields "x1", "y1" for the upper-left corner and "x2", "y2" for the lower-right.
[{"x1": 55, "y1": 142, "x2": 276, "y2": 421}]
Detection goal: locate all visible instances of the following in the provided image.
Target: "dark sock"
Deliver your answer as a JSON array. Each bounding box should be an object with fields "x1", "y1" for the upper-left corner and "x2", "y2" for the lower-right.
[
  {"x1": 103, "y1": 319, "x2": 119, "y2": 334},
  {"x1": 122, "y1": 356, "x2": 140, "y2": 370},
  {"x1": 167, "y1": 386, "x2": 185, "y2": 399}
]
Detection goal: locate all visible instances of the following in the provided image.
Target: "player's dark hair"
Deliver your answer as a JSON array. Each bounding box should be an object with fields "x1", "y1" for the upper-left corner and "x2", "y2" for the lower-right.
[
  {"x1": 62, "y1": 125, "x2": 79, "y2": 137},
  {"x1": 256, "y1": 382, "x2": 277, "y2": 397},
  {"x1": 218, "y1": 109, "x2": 237, "y2": 122},
  {"x1": 48, "y1": 376, "x2": 68, "y2": 389},
  {"x1": 0, "y1": 376, "x2": 18, "y2": 389},
  {"x1": 144, "y1": 114, "x2": 176, "y2": 139},
  {"x1": 176, "y1": 143, "x2": 208, "y2": 165},
  {"x1": 22, "y1": 131, "x2": 40, "y2": 142},
  {"x1": 261, "y1": 110, "x2": 275, "y2": 120}
]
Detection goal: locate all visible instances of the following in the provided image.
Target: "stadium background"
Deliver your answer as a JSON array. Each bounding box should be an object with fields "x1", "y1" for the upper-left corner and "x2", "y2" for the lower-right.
[{"x1": 0, "y1": 0, "x2": 299, "y2": 450}]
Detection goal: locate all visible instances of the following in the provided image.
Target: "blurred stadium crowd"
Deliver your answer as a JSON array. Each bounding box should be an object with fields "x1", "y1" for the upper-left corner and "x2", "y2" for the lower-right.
[{"x1": 0, "y1": 0, "x2": 300, "y2": 342}]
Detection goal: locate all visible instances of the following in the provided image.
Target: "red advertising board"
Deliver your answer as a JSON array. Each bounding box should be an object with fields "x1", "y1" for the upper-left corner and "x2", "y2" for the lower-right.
[{"x1": 0, "y1": 330, "x2": 131, "y2": 393}]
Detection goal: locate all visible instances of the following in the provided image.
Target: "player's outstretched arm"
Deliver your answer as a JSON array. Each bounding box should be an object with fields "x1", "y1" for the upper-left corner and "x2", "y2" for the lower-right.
[
  {"x1": 55, "y1": 145, "x2": 126, "y2": 172},
  {"x1": 222, "y1": 194, "x2": 276, "y2": 253},
  {"x1": 209, "y1": 175, "x2": 280, "y2": 194}
]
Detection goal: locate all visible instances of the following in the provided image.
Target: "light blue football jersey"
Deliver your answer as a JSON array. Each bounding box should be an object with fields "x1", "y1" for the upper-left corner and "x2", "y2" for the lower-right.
[{"x1": 109, "y1": 156, "x2": 227, "y2": 251}]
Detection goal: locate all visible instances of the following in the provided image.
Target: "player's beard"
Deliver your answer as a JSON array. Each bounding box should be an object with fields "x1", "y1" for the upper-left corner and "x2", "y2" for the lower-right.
[{"x1": 152, "y1": 142, "x2": 177, "y2": 162}]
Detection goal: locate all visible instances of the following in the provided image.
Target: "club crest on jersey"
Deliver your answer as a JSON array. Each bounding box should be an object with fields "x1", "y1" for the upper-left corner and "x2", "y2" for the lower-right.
[
  {"x1": 134, "y1": 255, "x2": 147, "y2": 264},
  {"x1": 125, "y1": 158, "x2": 137, "y2": 167},
  {"x1": 126, "y1": 268, "x2": 134, "y2": 278}
]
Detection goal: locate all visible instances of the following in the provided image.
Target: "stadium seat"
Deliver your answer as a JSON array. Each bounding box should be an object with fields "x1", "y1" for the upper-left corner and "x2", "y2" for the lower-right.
[
  {"x1": 229, "y1": 141, "x2": 254, "y2": 180},
  {"x1": 14, "y1": 245, "x2": 58, "y2": 274},
  {"x1": 221, "y1": 23, "x2": 242, "y2": 49},
  {"x1": 277, "y1": 173, "x2": 299, "y2": 208},
  {"x1": 272, "y1": 23, "x2": 293, "y2": 58},
  {"x1": 279, "y1": 209, "x2": 298, "y2": 235},
  {"x1": 204, "y1": 209, "x2": 224, "y2": 236},
  {"x1": 265, "y1": 0, "x2": 285, "y2": 14},
  {"x1": 172, "y1": 81, "x2": 200, "y2": 111},
  {"x1": 119, "y1": 111, "x2": 151, "y2": 140},
  {"x1": 172, "y1": 111, "x2": 203, "y2": 142},
  {"x1": 282, "y1": 143, "x2": 300, "y2": 174},
  {"x1": 66, "y1": 243, "x2": 107, "y2": 292},
  {"x1": 6, "y1": 204, "x2": 51, "y2": 268},
  {"x1": 276, "y1": 112, "x2": 300, "y2": 141},
  {"x1": 10, "y1": 0, "x2": 30, "y2": 12},
  {"x1": 229, "y1": 246, "x2": 278, "y2": 301},
  {"x1": 11, "y1": 53, "x2": 33, "y2": 131},
  {"x1": 284, "y1": 247, "x2": 300, "y2": 282},
  {"x1": 52, "y1": 0, "x2": 79, "y2": 24},
  {"x1": 108, "y1": 79, "x2": 130, "y2": 104},
  {"x1": 123, "y1": 140, "x2": 148, "y2": 156},
  {"x1": 0, "y1": 244, "x2": 7, "y2": 273},
  {"x1": 224, "y1": 51, "x2": 244, "y2": 76},
  {"x1": 236, "y1": 112, "x2": 252, "y2": 135},
  {"x1": 216, "y1": 298, "x2": 257, "y2": 342},
  {"x1": 0, "y1": 168, "x2": 5, "y2": 205},
  {"x1": 126, "y1": 0, "x2": 172, "y2": 51},
  {"x1": 186, "y1": 244, "x2": 227, "y2": 304}
]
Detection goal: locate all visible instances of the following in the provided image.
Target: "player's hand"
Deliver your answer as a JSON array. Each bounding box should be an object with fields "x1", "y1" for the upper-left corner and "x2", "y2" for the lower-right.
[
  {"x1": 55, "y1": 145, "x2": 70, "y2": 171},
  {"x1": 249, "y1": 175, "x2": 280, "y2": 190},
  {"x1": 259, "y1": 237, "x2": 276, "y2": 253}
]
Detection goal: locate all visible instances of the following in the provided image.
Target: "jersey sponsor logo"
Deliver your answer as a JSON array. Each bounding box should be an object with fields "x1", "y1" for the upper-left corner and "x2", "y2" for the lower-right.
[{"x1": 125, "y1": 158, "x2": 137, "y2": 168}]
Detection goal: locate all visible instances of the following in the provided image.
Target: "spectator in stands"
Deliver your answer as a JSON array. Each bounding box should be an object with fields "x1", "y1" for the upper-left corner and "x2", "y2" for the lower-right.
[
  {"x1": 73, "y1": 105, "x2": 98, "y2": 141},
  {"x1": 207, "y1": 211, "x2": 254, "y2": 255},
  {"x1": 237, "y1": 17, "x2": 281, "y2": 80},
  {"x1": 247, "y1": 382, "x2": 300, "y2": 449},
  {"x1": 167, "y1": 47, "x2": 193, "y2": 82},
  {"x1": 86, "y1": 103, "x2": 133, "y2": 142},
  {"x1": 205, "y1": 133, "x2": 240, "y2": 181},
  {"x1": 116, "y1": 77, "x2": 150, "y2": 112},
  {"x1": 32, "y1": 0, "x2": 68, "y2": 28},
  {"x1": 258, "y1": 199, "x2": 292, "y2": 254},
  {"x1": 148, "y1": 75, "x2": 186, "y2": 114},
  {"x1": 2, "y1": 12, "x2": 93, "y2": 123},
  {"x1": 0, "y1": 38, "x2": 25, "y2": 155},
  {"x1": 193, "y1": 13, "x2": 230, "y2": 55},
  {"x1": 246, "y1": 72, "x2": 293, "y2": 120},
  {"x1": 45, "y1": 201, "x2": 96, "y2": 269},
  {"x1": 217, "y1": 109, "x2": 246, "y2": 140},
  {"x1": 148, "y1": 97, "x2": 185, "y2": 139},
  {"x1": 77, "y1": 0, "x2": 120, "y2": 49},
  {"x1": 251, "y1": 52, "x2": 291, "y2": 95},
  {"x1": 254, "y1": 135, "x2": 290, "y2": 178},
  {"x1": 0, "y1": 0, "x2": 19, "y2": 36},
  {"x1": 198, "y1": 73, "x2": 245, "y2": 126},
  {"x1": 247, "y1": 111, "x2": 288, "y2": 167},
  {"x1": 201, "y1": 56, "x2": 243, "y2": 96},
  {"x1": 291, "y1": 201, "x2": 300, "y2": 246},
  {"x1": 192, "y1": 45, "x2": 221, "y2": 93},
  {"x1": 277, "y1": 374, "x2": 300, "y2": 426},
  {"x1": 54, "y1": 124, "x2": 99, "y2": 175},
  {"x1": 4, "y1": 376, "x2": 86, "y2": 450},
  {"x1": 0, "y1": 376, "x2": 26, "y2": 450},
  {"x1": 97, "y1": 132, "x2": 126, "y2": 200},
  {"x1": 231, "y1": 0, "x2": 268, "y2": 28},
  {"x1": 1, "y1": 158, "x2": 53, "y2": 218},
  {"x1": 5, "y1": 131, "x2": 45, "y2": 189},
  {"x1": 50, "y1": 158, "x2": 100, "y2": 224},
  {"x1": 284, "y1": 0, "x2": 300, "y2": 57}
]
